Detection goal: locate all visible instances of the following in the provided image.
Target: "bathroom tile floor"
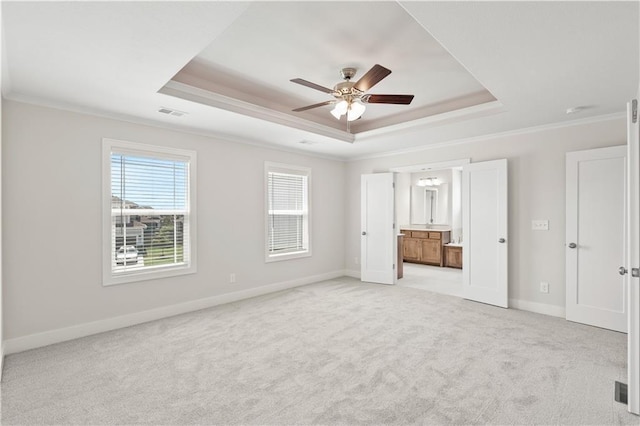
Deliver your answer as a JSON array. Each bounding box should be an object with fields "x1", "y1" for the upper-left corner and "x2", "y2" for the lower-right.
[{"x1": 398, "y1": 263, "x2": 463, "y2": 298}]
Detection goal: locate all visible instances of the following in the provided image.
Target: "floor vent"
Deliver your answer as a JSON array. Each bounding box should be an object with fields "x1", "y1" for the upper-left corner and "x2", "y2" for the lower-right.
[{"x1": 615, "y1": 381, "x2": 628, "y2": 405}]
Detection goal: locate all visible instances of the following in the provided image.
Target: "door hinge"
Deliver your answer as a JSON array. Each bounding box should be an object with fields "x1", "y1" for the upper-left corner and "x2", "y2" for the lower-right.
[
  {"x1": 392, "y1": 223, "x2": 395, "y2": 229},
  {"x1": 632, "y1": 268, "x2": 639, "y2": 278},
  {"x1": 633, "y1": 99, "x2": 637, "y2": 124},
  {"x1": 393, "y1": 263, "x2": 396, "y2": 269},
  {"x1": 392, "y1": 182, "x2": 395, "y2": 189}
]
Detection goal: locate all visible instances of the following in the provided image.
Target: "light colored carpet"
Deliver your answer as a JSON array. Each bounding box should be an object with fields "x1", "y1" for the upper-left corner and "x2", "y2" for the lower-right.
[{"x1": 1, "y1": 277, "x2": 637, "y2": 425}]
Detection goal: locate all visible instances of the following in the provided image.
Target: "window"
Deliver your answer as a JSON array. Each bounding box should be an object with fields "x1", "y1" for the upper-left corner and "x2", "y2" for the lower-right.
[
  {"x1": 102, "y1": 139, "x2": 196, "y2": 285},
  {"x1": 265, "y1": 162, "x2": 311, "y2": 262}
]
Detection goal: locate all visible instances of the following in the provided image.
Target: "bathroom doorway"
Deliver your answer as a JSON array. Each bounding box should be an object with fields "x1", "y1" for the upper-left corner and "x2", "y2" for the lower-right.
[{"x1": 391, "y1": 159, "x2": 468, "y2": 298}]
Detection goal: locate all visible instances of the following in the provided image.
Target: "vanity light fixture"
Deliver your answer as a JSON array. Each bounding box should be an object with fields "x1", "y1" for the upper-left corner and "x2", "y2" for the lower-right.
[{"x1": 417, "y1": 177, "x2": 440, "y2": 187}]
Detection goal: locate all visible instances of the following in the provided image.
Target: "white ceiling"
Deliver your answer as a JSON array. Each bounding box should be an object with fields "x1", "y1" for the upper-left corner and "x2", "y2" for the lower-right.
[{"x1": 2, "y1": 1, "x2": 638, "y2": 160}]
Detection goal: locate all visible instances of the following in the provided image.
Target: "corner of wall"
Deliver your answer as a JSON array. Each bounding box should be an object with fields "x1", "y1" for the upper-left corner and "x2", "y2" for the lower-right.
[{"x1": 509, "y1": 298, "x2": 566, "y2": 318}]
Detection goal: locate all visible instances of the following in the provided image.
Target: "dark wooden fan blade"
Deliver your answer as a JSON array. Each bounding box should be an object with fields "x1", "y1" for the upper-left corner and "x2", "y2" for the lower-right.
[
  {"x1": 290, "y1": 78, "x2": 336, "y2": 94},
  {"x1": 363, "y1": 94, "x2": 414, "y2": 105},
  {"x1": 353, "y1": 64, "x2": 391, "y2": 92},
  {"x1": 292, "y1": 100, "x2": 334, "y2": 112}
]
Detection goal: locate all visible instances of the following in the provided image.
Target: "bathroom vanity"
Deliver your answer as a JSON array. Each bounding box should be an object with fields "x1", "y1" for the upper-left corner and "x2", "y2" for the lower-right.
[
  {"x1": 443, "y1": 243, "x2": 463, "y2": 269},
  {"x1": 400, "y1": 228, "x2": 451, "y2": 267}
]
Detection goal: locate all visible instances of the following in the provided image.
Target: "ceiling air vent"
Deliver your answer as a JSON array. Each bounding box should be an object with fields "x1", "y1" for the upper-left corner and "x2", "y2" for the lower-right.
[{"x1": 158, "y1": 107, "x2": 187, "y2": 117}]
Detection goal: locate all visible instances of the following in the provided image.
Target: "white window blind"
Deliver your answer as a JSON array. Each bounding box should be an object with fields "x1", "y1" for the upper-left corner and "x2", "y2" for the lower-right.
[
  {"x1": 103, "y1": 139, "x2": 196, "y2": 285},
  {"x1": 266, "y1": 163, "x2": 311, "y2": 261}
]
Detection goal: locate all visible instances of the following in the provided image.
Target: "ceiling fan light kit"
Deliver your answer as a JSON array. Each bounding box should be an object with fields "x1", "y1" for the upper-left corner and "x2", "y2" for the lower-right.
[{"x1": 291, "y1": 64, "x2": 414, "y2": 122}]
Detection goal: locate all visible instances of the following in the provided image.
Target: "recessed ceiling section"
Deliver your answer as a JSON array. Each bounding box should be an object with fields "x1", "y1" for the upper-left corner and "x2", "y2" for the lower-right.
[{"x1": 161, "y1": 1, "x2": 497, "y2": 139}]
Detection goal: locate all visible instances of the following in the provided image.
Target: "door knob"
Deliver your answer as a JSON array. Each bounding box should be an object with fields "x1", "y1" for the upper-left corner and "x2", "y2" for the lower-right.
[
  {"x1": 568, "y1": 243, "x2": 577, "y2": 249},
  {"x1": 498, "y1": 238, "x2": 506, "y2": 243},
  {"x1": 619, "y1": 266, "x2": 628, "y2": 276},
  {"x1": 361, "y1": 231, "x2": 367, "y2": 236}
]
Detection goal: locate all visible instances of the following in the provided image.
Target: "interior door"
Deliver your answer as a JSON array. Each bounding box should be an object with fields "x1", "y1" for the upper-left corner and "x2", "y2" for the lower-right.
[
  {"x1": 566, "y1": 146, "x2": 627, "y2": 332},
  {"x1": 361, "y1": 173, "x2": 396, "y2": 285},
  {"x1": 462, "y1": 159, "x2": 508, "y2": 308},
  {"x1": 627, "y1": 99, "x2": 639, "y2": 415}
]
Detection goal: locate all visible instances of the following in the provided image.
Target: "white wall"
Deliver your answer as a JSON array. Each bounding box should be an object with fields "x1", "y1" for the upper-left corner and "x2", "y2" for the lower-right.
[
  {"x1": 2, "y1": 100, "x2": 345, "y2": 345},
  {"x1": 345, "y1": 117, "x2": 627, "y2": 312}
]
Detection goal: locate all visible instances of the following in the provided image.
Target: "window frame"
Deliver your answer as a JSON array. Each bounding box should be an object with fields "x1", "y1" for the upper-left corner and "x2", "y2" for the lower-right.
[
  {"x1": 264, "y1": 162, "x2": 312, "y2": 263},
  {"x1": 102, "y1": 138, "x2": 197, "y2": 286}
]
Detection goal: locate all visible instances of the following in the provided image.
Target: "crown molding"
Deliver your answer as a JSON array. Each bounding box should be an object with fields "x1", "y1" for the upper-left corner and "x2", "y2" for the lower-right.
[
  {"x1": 159, "y1": 80, "x2": 355, "y2": 144},
  {"x1": 349, "y1": 111, "x2": 627, "y2": 162}
]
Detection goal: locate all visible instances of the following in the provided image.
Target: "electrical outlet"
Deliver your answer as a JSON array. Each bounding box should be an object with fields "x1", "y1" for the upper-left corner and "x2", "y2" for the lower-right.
[
  {"x1": 540, "y1": 282, "x2": 549, "y2": 293},
  {"x1": 229, "y1": 273, "x2": 236, "y2": 284},
  {"x1": 532, "y1": 220, "x2": 549, "y2": 231}
]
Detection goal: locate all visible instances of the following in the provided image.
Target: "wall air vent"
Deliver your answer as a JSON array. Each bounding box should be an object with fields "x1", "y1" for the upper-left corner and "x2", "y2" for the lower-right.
[{"x1": 158, "y1": 107, "x2": 187, "y2": 117}]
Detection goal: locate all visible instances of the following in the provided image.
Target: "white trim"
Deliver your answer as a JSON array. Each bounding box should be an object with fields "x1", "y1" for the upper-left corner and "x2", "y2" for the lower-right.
[
  {"x1": 349, "y1": 112, "x2": 626, "y2": 162},
  {"x1": 0, "y1": 343, "x2": 4, "y2": 382},
  {"x1": 355, "y1": 100, "x2": 504, "y2": 140},
  {"x1": 344, "y1": 269, "x2": 361, "y2": 279},
  {"x1": 102, "y1": 138, "x2": 198, "y2": 286},
  {"x1": 509, "y1": 298, "x2": 566, "y2": 319},
  {"x1": 4, "y1": 270, "x2": 345, "y2": 356},
  {"x1": 2, "y1": 95, "x2": 626, "y2": 164},
  {"x1": 389, "y1": 158, "x2": 471, "y2": 174},
  {"x1": 626, "y1": 98, "x2": 640, "y2": 414}
]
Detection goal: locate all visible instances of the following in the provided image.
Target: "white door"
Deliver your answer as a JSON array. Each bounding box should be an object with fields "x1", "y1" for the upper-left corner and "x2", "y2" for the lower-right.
[
  {"x1": 462, "y1": 159, "x2": 508, "y2": 308},
  {"x1": 566, "y1": 146, "x2": 627, "y2": 332},
  {"x1": 361, "y1": 173, "x2": 396, "y2": 285},
  {"x1": 626, "y1": 99, "x2": 640, "y2": 415}
]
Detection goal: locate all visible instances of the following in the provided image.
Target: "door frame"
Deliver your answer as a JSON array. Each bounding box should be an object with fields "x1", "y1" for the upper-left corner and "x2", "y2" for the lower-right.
[
  {"x1": 627, "y1": 99, "x2": 640, "y2": 415},
  {"x1": 390, "y1": 158, "x2": 470, "y2": 236}
]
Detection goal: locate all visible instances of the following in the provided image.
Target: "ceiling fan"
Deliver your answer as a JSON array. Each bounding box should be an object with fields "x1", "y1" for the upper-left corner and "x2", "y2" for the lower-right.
[{"x1": 290, "y1": 64, "x2": 414, "y2": 122}]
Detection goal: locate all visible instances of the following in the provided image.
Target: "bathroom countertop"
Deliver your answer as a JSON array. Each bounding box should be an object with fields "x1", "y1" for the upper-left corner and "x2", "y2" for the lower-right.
[{"x1": 399, "y1": 226, "x2": 452, "y2": 232}]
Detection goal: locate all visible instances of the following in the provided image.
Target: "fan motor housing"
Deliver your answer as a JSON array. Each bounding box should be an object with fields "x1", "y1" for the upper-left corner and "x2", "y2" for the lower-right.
[{"x1": 340, "y1": 67, "x2": 357, "y2": 81}]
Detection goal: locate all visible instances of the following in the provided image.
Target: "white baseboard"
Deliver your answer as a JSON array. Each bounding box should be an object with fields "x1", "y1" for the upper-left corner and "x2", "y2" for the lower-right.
[
  {"x1": 4, "y1": 270, "x2": 345, "y2": 355},
  {"x1": 509, "y1": 298, "x2": 566, "y2": 318},
  {"x1": 344, "y1": 269, "x2": 361, "y2": 279}
]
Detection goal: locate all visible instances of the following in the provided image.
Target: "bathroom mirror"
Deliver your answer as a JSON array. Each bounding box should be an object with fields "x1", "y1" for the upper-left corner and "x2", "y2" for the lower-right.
[
  {"x1": 411, "y1": 186, "x2": 438, "y2": 224},
  {"x1": 410, "y1": 184, "x2": 451, "y2": 225}
]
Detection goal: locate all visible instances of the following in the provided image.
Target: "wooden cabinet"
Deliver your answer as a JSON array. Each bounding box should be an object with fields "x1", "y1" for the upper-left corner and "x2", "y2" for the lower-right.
[
  {"x1": 421, "y1": 239, "x2": 441, "y2": 264},
  {"x1": 403, "y1": 238, "x2": 422, "y2": 261},
  {"x1": 400, "y1": 229, "x2": 450, "y2": 266},
  {"x1": 444, "y1": 245, "x2": 463, "y2": 269}
]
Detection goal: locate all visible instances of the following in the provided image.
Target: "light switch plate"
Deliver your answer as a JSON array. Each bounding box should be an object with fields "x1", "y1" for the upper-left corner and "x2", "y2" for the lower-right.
[{"x1": 532, "y1": 220, "x2": 549, "y2": 231}]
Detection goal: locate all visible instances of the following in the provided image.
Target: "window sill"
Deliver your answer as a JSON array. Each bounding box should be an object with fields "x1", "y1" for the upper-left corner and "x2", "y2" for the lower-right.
[
  {"x1": 265, "y1": 250, "x2": 311, "y2": 263},
  {"x1": 103, "y1": 264, "x2": 197, "y2": 286}
]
